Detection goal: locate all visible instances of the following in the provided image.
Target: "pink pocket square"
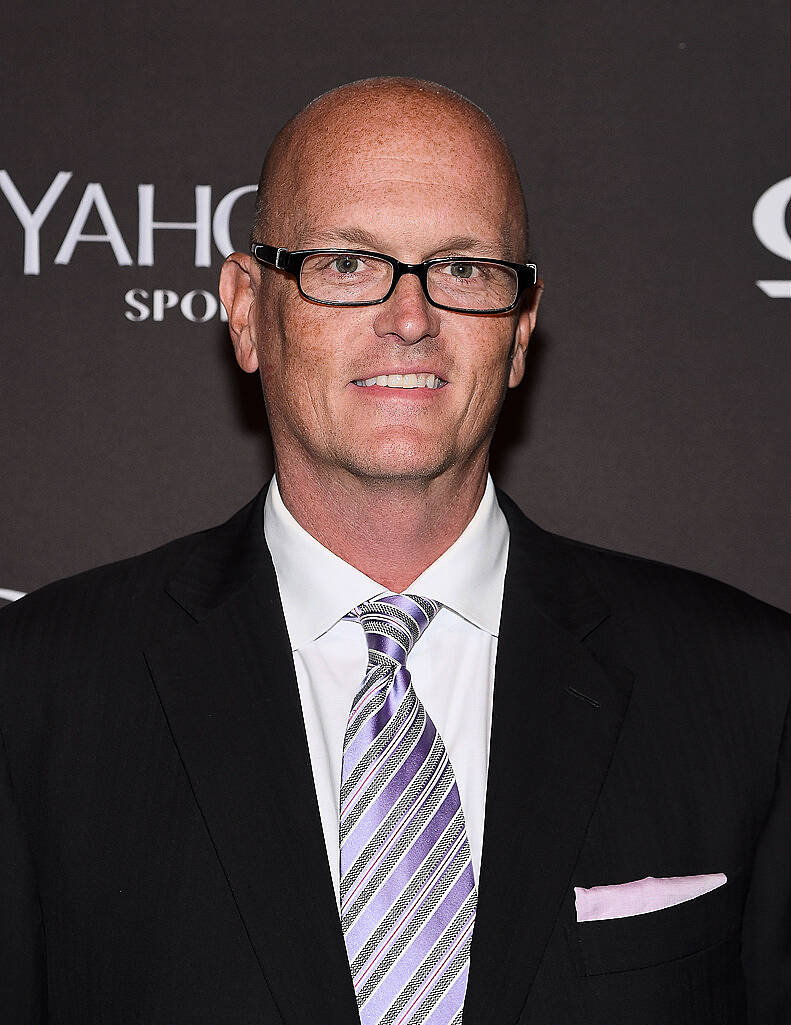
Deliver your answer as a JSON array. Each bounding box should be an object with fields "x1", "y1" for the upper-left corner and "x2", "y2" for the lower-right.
[{"x1": 574, "y1": 872, "x2": 727, "y2": 922}]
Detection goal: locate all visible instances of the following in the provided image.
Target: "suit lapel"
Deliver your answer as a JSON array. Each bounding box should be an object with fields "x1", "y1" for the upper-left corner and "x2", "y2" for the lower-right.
[
  {"x1": 463, "y1": 492, "x2": 634, "y2": 1025},
  {"x1": 144, "y1": 491, "x2": 359, "y2": 1025}
]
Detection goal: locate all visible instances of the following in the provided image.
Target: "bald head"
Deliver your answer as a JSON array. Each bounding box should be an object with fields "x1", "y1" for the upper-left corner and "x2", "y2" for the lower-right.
[{"x1": 250, "y1": 77, "x2": 528, "y2": 260}]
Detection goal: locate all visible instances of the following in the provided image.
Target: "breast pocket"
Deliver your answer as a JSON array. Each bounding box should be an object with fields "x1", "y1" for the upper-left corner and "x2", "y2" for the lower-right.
[{"x1": 567, "y1": 871, "x2": 744, "y2": 976}]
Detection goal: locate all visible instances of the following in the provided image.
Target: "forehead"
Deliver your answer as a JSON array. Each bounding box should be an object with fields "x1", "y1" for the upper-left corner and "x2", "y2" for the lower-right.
[{"x1": 280, "y1": 99, "x2": 515, "y2": 253}]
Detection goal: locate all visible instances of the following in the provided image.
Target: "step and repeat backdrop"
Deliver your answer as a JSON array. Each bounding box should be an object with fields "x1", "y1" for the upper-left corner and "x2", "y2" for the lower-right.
[{"x1": 2, "y1": 1, "x2": 789, "y2": 608}]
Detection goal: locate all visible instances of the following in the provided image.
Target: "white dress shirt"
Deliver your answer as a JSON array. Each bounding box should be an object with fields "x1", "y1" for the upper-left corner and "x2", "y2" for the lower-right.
[{"x1": 263, "y1": 474, "x2": 509, "y2": 908}]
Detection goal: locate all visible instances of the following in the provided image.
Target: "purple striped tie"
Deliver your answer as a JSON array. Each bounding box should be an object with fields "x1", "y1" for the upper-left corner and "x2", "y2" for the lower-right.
[{"x1": 340, "y1": 594, "x2": 477, "y2": 1025}]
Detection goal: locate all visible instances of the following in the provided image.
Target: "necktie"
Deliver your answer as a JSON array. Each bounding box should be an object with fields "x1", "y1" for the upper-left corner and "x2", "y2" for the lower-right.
[{"x1": 340, "y1": 594, "x2": 477, "y2": 1025}]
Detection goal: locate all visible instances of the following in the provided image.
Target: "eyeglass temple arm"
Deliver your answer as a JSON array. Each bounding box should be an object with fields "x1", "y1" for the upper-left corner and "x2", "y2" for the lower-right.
[
  {"x1": 518, "y1": 264, "x2": 538, "y2": 290},
  {"x1": 250, "y1": 244, "x2": 290, "y2": 270}
]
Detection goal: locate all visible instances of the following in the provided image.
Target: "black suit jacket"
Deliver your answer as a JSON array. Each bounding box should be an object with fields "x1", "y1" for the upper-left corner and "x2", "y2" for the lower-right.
[{"x1": 0, "y1": 488, "x2": 788, "y2": 1024}]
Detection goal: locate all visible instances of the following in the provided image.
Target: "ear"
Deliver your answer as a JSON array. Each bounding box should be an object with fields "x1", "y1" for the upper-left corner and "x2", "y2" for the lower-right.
[
  {"x1": 508, "y1": 277, "x2": 543, "y2": 388},
  {"x1": 219, "y1": 252, "x2": 259, "y2": 373}
]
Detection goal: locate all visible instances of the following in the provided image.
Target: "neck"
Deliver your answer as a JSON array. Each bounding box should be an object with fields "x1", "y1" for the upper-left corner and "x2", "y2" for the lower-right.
[{"x1": 275, "y1": 458, "x2": 490, "y2": 593}]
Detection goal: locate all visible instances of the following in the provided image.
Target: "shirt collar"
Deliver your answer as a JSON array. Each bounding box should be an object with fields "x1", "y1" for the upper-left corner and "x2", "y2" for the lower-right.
[{"x1": 264, "y1": 474, "x2": 509, "y2": 651}]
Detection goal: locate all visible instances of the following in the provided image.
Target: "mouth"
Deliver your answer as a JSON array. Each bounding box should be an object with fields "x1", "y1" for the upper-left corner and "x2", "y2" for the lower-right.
[{"x1": 352, "y1": 373, "x2": 447, "y2": 390}]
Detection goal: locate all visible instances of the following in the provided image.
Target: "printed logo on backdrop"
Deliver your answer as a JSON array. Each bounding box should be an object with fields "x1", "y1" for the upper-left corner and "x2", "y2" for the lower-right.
[
  {"x1": 753, "y1": 177, "x2": 791, "y2": 298},
  {"x1": 3, "y1": 171, "x2": 790, "y2": 309},
  {"x1": 0, "y1": 171, "x2": 256, "y2": 322}
]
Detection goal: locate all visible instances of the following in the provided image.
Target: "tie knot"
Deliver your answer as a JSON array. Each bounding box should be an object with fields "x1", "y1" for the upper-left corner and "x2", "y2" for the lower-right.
[{"x1": 347, "y1": 593, "x2": 440, "y2": 667}]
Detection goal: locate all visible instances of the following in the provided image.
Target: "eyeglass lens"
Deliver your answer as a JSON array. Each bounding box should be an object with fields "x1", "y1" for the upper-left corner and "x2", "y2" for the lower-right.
[{"x1": 298, "y1": 252, "x2": 518, "y2": 309}]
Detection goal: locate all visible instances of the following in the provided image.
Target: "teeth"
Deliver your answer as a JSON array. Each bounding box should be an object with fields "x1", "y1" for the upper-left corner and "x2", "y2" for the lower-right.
[{"x1": 355, "y1": 374, "x2": 444, "y2": 388}]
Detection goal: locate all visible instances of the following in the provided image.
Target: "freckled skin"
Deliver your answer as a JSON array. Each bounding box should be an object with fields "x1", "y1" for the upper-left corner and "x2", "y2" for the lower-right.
[{"x1": 220, "y1": 78, "x2": 542, "y2": 590}]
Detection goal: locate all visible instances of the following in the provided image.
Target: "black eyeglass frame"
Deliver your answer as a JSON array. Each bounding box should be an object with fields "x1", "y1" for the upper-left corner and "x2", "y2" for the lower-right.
[{"x1": 250, "y1": 243, "x2": 538, "y2": 314}]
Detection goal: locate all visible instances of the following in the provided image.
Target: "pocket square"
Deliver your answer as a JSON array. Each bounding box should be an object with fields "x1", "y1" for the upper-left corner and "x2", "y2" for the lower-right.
[{"x1": 574, "y1": 872, "x2": 727, "y2": 922}]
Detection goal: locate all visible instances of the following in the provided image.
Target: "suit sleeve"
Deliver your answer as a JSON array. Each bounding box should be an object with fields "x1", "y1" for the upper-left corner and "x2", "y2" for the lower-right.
[
  {"x1": 0, "y1": 727, "x2": 47, "y2": 1024},
  {"x1": 741, "y1": 694, "x2": 791, "y2": 1024}
]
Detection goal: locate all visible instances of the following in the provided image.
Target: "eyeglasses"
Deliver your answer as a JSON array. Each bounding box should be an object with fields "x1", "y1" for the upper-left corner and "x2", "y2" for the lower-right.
[{"x1": 250, "y1": 243, "x2": 537, "y2": 314}]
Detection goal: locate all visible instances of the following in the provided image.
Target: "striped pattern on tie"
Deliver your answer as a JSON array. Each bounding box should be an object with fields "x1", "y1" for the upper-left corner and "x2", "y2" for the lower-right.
[{"x1": 340, "y1": 594, "x2": 477, "y2": 1025}]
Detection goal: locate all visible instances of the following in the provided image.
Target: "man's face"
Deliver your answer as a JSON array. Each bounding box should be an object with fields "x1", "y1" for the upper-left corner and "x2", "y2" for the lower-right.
[{"x1": 228, "y1": 99, "x2": 539, "y2": 487}]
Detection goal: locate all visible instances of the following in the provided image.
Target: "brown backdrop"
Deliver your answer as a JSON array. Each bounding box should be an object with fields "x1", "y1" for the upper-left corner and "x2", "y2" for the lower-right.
[{"x1": 2, "y1": 0, "x2": 789, "y2": 609}]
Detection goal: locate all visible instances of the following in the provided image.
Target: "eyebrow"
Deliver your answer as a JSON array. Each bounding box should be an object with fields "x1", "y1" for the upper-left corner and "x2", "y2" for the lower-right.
[{"x1": 299, "y1": 226, "x2": 510, "y2": 260}]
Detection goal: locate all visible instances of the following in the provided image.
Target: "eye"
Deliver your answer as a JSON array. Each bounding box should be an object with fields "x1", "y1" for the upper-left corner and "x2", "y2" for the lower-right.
[
  {"x1": 447, "y1": 261, "x2": 477, "y2": 279},
  {"x1": 332, "y1": 254, "x2": 362, "y2": 274}
]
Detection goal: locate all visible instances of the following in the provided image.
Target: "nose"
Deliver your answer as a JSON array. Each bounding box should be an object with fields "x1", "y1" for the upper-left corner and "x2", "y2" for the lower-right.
[{"x1": 372, "y1": 270, "x2": 441, "y2": 345}]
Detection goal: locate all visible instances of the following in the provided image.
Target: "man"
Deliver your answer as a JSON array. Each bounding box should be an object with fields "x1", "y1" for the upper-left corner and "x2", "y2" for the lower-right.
[{"x1": 0, "y1": 77, "x2": 788, "y2": 1025}]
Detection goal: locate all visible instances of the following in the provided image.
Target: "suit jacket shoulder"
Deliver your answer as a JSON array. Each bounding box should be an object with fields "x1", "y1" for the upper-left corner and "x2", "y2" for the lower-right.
[
  {"x1": 0, "y1": 490, "x2": 264, "y2": 651},
  {"x1": 562, "y1": 527, "x2": 789, "y2": 635},
  {"x1": 498, "y1": 488, "x2": 789, "y2": 685}
]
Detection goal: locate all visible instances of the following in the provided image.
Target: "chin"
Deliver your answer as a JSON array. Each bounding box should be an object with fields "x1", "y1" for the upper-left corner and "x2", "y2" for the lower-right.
[{"x1": 340, "y1": 440, "x2": 454, "y2": 484}]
